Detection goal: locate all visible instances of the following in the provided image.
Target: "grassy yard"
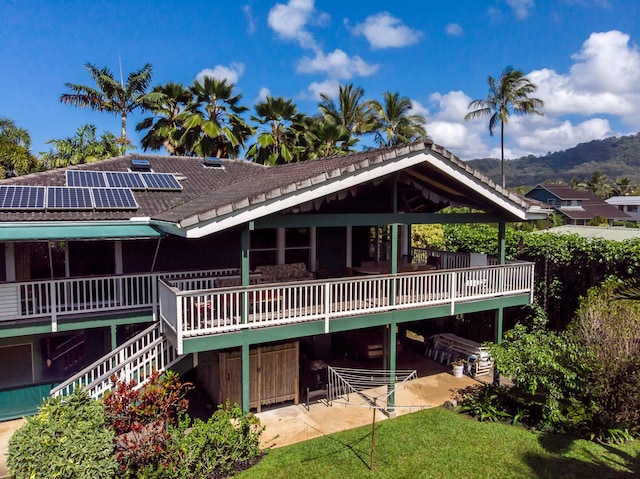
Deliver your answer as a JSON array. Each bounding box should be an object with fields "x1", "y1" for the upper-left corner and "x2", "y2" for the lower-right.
[{"x1": 237, "y1": 407, "x2": 640, "y2": 479}]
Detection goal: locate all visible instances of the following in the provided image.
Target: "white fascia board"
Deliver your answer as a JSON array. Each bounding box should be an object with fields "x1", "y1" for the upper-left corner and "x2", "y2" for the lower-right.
[
  {"x1": 424, "y1": 152, "x2": 548, "y2": 220},
  {"x1": 179, "y1": 152, "x2": 430, "y2": 238}
]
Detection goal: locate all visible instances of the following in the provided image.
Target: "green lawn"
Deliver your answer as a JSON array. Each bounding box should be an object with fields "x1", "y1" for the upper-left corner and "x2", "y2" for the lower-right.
[{"x1": 237, "y1": 408, "x2": 640, "y2": 479}]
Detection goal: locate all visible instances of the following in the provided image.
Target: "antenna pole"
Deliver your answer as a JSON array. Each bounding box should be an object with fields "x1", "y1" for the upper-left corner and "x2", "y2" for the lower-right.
[{"x1": 118, "y1": 54, "x2": 124, "y2": 87}]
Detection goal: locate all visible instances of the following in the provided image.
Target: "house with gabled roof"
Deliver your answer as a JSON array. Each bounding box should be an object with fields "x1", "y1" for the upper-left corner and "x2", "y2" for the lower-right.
[
  {"x1": 605, "y1": 196, "x2": 640, "y2": 221},
  {"x1": 0, "y1": 140, "x2": 548, "y2": 419},
  {"x1": 525, "y1": 183, "x2": 630, "y2": 225}
]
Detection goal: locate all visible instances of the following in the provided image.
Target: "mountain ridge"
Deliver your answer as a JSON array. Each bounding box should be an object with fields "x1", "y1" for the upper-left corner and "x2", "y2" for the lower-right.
[{"x1": 467, "y1": 132, "x2": 640, "y2": 188}]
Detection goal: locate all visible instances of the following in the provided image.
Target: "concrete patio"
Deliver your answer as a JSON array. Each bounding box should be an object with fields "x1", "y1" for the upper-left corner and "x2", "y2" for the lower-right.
[
  {"x1": 256, "y1": 356, "x2": 481, "y2": 449},
  {"x1": 0, "y1": 352, "x2": 486, "y2": 477}
]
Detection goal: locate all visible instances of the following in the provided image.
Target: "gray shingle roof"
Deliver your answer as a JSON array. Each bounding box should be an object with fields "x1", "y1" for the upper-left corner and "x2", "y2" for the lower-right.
[{"x1": 0, "y1": 140, "x2": 542, "y2": 226}]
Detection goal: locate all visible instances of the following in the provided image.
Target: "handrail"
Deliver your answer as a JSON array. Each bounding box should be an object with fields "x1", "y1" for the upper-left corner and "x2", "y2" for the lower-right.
[
  {"x1": 162, "y1": 263, "x2": 535, "y2": 351},
  {"x1": 50, "y1": 323, "x2": 179, "y2": 398}
]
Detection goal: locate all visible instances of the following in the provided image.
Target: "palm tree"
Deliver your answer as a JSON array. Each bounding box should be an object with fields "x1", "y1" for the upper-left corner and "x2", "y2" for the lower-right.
[
  {"x1": 304, "y1": 117, "x2": 356, "y2": 159},
  {"x1": 367, "y1": 92, "x2": 427, "y2": 147},
  {"x1": 585, "y1": 171, "x2": 610, "y2": 198},
  {"x1": 570, "y1": 177, "x2": 585, "y2": 190},
  {"x1": 611, "y1": 177, "x2": 635, "y2": 197},
  {"x1": 465, "y1": 66, "x2": 544, "y2": 188},
  {"x1": 318, "y1": 84, "x2": 375, "y2": 150},
  {"x1": 136, "y1": 82, "x2": 191, "y2": 155},
  {"x1": 0, "y1": 117, "x2": 39, "y2": 177},
  {"x1": 246, "y1": 96, "x2": 307, "y2": 165},
  {"x1": 41, "y1": 124, "x2": 120, "y2": 168},
  {"x1": 60, "y1": 62, "x2": 154, "y2": 152},
  {"x1": 179, "y1": 77, "x2": 253, "y2": 158}
]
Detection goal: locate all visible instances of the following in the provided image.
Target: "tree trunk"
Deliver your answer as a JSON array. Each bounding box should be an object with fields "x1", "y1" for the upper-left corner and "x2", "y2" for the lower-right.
[{"x1": 500, "y1": 121, "x2": 505, "y2": 189}]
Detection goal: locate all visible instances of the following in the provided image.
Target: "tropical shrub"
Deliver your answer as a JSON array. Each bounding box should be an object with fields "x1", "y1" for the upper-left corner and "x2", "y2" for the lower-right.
[
  {"x1": 411, "y1": 224, "x2": 445, "y2": 249},
  {"x1": 488, "y1": 310, "x2": 590, "y2": 429},
  {"x1": 162, "y1": 402, "x2": 264, "y2": 479},
  {"x1": 570, "y1": 282, "x2": 640, "y2": 436},
  {"x1": 437, "y1": 223, "x2": 640, "y2": 329},
  {"x1": 7, "y1": 389, "x2": 117, "y2": 479},
  {"x1": 456, "y1": 384, "x2": 514, "y2": 423},
  {"x1": 102, "y1": 370, "x2": 191, "y2": 476}
]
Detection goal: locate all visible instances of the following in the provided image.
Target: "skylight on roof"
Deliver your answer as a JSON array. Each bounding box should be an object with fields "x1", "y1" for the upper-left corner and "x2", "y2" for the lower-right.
[
  {"x1": 130, "y1": 158, "x2": 151, "y2": 172},
  {"x1": 203, "y1": 157, "x2": 224, "y2": 169}
]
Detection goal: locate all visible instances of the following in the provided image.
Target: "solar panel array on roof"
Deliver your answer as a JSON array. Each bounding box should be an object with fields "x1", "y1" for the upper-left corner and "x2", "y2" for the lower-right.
[
  {"x1": 140, "y1": 172, "x2": 182, "y2": 190},
  {"x1": 65, "y1": 170, "x2": 181, "y2": 191},
  {"x1": 66, "y1": 170, "x2": 108, "y2": 188},
  {"x1": 0, "y1": 185, "x2": 46, "y2": 210},
  {"x1": 47, "y1": 187, "x2": 93, "y2": 210},
  {"x1": 104, "y1": 171, "x2": 146, "y2": 189},
  {"x1": 92, "y1": 187, "x2": 138, "y2": 210}
]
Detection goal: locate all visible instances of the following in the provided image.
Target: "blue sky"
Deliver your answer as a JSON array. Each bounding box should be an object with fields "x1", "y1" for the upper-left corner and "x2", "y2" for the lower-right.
[{"x1": 2, "y1": 0, "x2": 639, "y2": 161}]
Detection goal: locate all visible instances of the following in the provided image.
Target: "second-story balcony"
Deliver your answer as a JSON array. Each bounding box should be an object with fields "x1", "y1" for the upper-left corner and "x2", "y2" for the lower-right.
[
  {"x1": 0, "y1": 251, "x2": 534, "y2": 352},
  {"x1": 159, "y1": 261, "x2": 534, "y2": 355}
]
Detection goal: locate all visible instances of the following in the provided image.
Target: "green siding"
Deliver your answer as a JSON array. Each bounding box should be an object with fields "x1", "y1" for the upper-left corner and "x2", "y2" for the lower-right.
[{"x1": 0, "y1": 383, "x2": 55, "y2": 421}]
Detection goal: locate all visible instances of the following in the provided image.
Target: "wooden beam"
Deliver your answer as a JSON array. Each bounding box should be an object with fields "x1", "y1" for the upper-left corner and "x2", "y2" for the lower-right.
[{"x1": 254, "y1": 212, "x2": 512, "y2": 229}]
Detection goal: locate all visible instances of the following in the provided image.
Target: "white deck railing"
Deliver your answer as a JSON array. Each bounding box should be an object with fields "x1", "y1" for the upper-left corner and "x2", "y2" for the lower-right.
[
  {"x1": 410, "y1": 247, "x2": 509, "y2": 268},
  {"x1": 160, "y1": 262, "x2": 535, "y2": 354},
  {"x1": 50, "y1": 322, "x2": 179, "y2": 399},
  {"x1": 0, "y1": 268, "x2": 243, "y2": 330}
]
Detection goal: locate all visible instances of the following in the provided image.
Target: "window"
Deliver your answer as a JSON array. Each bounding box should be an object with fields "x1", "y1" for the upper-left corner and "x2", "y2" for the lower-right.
[
  {"x1": 249, "y1": 228, "x2": 311, "y2": 269},
  {"x1": 628, "y1": 205, "x2": 638, "y2": 213}
]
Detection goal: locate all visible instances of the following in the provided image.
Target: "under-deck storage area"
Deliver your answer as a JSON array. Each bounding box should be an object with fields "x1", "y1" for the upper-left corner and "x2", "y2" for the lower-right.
[{"x1": 196, "y1": 341, "x2": 299, "y2": 411}]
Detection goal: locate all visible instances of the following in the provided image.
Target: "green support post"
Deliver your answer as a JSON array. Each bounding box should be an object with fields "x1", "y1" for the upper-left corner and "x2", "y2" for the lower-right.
[
  {"x1": 241, "y1": 225, "x2": 250, "y2": 324},
  {"x1": 390, "y1": 223, "x2": 398, "y2": 306},
  {"x1": 241, "y1": 341, "x2": 250, "y2": 414},
  {"x1": 110, "y1": 324, "x2": 117, "y2": 350},
  {"x1": 494, "y1": 222, "x2": 506, "y2": 386},
  {"x1": 388, "y1": 322, "x2": 397, "y2": 416},
  {"x1": 241, "y1": 225, "x2": 252, "y2": 413},
  {"x1": 241, "y1": 224, "x2": 251, "y2": 287},
  {"x1": 495, "y1": 221, "x2": 506, "y2": 345}
]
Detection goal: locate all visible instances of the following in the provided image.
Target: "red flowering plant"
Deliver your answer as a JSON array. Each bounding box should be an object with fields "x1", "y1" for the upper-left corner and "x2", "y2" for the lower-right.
[{"x1": 102, "y1": 370, "x2": 191, "y2": 475}]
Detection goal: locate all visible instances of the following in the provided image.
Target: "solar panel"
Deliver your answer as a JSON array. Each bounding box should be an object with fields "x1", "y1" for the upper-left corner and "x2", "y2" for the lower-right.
[
  {"x1": 66, "y1": 170, "x2": 107, "y2": 188},
  {"x1": 104, "y1": 171, "x2": 145, "y2": 189},
  {"x1": 47, "y1": 187, "x2": 93, "y2": 210},
  {"x1": 0, "y1": 185, "x2": 46, "y2": 210},
  {"x1": 140, "y1": 172, "x2": 182, "y2": 190},
  {"x1": 92, "y1": 188, "x2": 138, "y2": 210}
]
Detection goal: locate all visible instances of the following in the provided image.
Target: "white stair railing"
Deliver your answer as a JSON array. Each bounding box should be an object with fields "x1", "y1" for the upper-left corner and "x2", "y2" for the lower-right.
[{"x1": 50, "y1": 323, "x2": 180, "y2": 399}]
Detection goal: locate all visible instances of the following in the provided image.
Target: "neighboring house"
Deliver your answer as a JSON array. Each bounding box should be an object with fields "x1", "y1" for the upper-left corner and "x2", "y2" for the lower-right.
[
  {"x1": 0, "y1": 140, "x2": 548, "y2": 420},
  {"x1": 525, "y1": 184, "x2": 630, "y2": 225},
  {"x1": 605, "y1": 196, "x2": 640, "y2": 221}
]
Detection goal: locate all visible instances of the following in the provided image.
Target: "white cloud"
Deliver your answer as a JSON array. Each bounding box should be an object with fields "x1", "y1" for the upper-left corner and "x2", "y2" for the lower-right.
[
  {"x1": 195, "y1": 63, "x2": 245, "y2": 85},
  {"x1": 351, "y1": 12, "x2": 422, "y2": 49},
  {"x1": 297, "y1": 49, "x2": 379, "y2": 79},
  {"x1": 570, "y1": 30, "x2": 640, "y2": 93},
  {"x1": 255, "y1": 87, "x2": 271, "y2": 104},
  {"x1": 445, "y1": 23, "x2": 463, "y2": 36},
  {"x1": 420, "y1": 30, "x2": 640, "y2": 160},
  {"x1": 242, "y1": 4, "x2": 256, "y2": 34},
  {"x1": 267, "y1": 0, "x2": 328, "y2": 51},
  {"x1": 504, "y1": 0, "x2": 534, "y2": 19},
  {"x1": 529, "y1": 31, "x2": 640, "y2": 124},
  {"x1": 512, "y1": 117, "x2": 613, "y2": 154},
  {"x1": 302, "y1": 79, "x2": 340, "y2": 100}
]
